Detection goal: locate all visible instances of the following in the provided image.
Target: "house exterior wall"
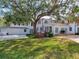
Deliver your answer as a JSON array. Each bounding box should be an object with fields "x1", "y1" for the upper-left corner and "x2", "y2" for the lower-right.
[
  {"x1": 52, "y1": 24, "x2": 68, "y2": 35},
  {"x1": 35, "y1": 16, "x2": 79, "y2": 35},
  {"x1": 0, "y1": 16, "x2": 79, "y2": 36},
  {"x1": 36, "y1": 16, "x2": 76, "y2": 35},
  {"x1": 76, "y1": 25, "x2": 79, "y2": 33},
  {"x1": 36, "y1": 17, "x2": 54, "y2": 33},
  {"x1": 67, "y1": 22, "x2": 76, "y2": 34},
  {"x1": 0, "y1": 27, "x2": 31, "y2": 35},
  {"x1": 9, "y1": 23, "x2": 33, "y2": 35},
  {"x1": 0, "y1": 22, "x2": 78, "y2": 36}
]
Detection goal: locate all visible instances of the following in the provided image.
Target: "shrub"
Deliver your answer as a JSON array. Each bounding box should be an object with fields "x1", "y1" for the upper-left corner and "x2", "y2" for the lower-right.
[
  {"x1": 60, "y1": 30, "x2": 65, "y2": 34},
  {"x1": 27, "y1": 34, "x2": 36, "y2": 38},
  {"x1": 75, "y1": 33, "x2": 79, "y2": 35},
  {"x1": 45, "y1": 32, "x2": 53, "y2": 37}
]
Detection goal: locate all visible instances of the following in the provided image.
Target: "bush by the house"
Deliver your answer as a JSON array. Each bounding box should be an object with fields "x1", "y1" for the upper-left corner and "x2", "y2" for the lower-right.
[
  {"x1": 27, "y1": 34, "x2": 36, "y2": 38},
  {"x1": 36, "y1": 32, "x2": 45, "y2": 38},
  {"x1": 45, "y1": 32, "x2": 53, "y2": 37},
  {"x1": 75, "y1": 33, "x2": 79, "y2": 35},
  {"x1": 60, "y1": 30, "x2": 65, "y2": 34}
]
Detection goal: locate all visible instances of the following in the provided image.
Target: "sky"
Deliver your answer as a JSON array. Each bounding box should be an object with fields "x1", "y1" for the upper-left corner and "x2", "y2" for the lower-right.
[{"x1": 0, "y1": 7, "x2": 11, "y2": 17}]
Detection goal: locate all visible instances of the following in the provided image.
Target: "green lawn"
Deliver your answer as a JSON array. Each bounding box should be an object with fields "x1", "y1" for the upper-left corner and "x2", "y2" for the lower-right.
[{"x1": 0, "y1": 37, "x2": 79, "y2": 59}]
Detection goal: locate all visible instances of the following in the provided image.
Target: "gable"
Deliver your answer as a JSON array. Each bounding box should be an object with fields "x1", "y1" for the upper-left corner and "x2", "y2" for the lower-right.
[{"x1": 37, "y1": 16, "x2": 55, "y2": 25}]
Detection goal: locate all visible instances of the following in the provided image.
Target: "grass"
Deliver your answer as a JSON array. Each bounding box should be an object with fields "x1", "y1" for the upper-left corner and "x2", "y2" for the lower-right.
[{"x1": 0, "y1": 37, "x2": 79, "y2": 59}]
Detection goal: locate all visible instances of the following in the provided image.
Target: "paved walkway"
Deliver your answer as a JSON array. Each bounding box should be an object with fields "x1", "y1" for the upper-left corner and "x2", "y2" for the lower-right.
[
  {"x1": 56, "y1": 35, "x2": 79, "y2": 43},
  {"x1": 65, "y1": 35, "x2": 79, "y2": 43}
]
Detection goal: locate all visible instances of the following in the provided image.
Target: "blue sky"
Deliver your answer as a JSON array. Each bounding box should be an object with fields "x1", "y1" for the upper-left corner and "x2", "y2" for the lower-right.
[{"x1": 0, "y1": 7, "x2": 11, "y2": 17}]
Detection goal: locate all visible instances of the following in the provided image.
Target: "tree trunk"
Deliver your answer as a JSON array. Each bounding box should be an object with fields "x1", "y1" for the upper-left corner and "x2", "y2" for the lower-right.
[{"x1": 33, "y1": 21, "x2": 37, "y2": 34}]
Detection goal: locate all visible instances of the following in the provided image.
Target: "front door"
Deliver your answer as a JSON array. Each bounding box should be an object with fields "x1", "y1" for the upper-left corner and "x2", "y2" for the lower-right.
[
  {"x1": 45, "y1": 26, "x2": 52, "y2": 32},
  {"x1": 60, "y1": 28, "x2": 66, "y2": 34}
]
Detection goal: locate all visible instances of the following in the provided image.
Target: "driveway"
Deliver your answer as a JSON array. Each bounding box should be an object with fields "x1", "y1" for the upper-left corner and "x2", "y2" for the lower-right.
[
  {"x1": 56, "y1": 35, "x2": 79, "y2": 43},
  {"x1": 0, "y1": 35, "x2": 28, "y2": 40},
  {"x1": 65, "y1": 35, "x2": 79, "y2": 43}
]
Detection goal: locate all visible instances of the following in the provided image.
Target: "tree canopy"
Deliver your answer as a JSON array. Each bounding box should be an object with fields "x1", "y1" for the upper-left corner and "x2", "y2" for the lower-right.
[{"x1": 3, "y1": 0, "x2": 78, "y2": 23}]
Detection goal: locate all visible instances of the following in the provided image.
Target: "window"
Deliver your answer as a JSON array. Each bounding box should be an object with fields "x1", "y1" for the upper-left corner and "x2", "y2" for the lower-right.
[
  {"x1": 45, "y1": 26, "x2": 52, "y2": 32},
  {"x1": 38, "y1": 20, "x2": 41, "y2": 24},
  {"x1": 13, "y1": 22, "x2": 16, "y2": 25},
  {"x1": 30, "y1": 29, "x2": 33, "y2": 34},
  {"x1": 44, "y1": 20, "x2": 48, "y2": 24},
  {"x1": 69, "y1": 27, "x2": 72, "y2": 31},
  {"x1": 77, "y1": 28, "x2": 79, "y2": 33},
  {"x1": 55, "y1": 28, "x2": 58, "y2": 33},
  {"x1": 24, "y1": 29, "x2": 27, "y2": 32},
  {"x1": 22, "y1": 23, "x2": 24, "y2": 25},
  {"x1": 49, "y1": 26, "x2": 52, "y2": 32},
  {"x1": 36, "y1": 27, "x2": 39, "y2": 32},
  {"x1": 18, "y1": 23, "x2": 20, "y2": 26},
  {"x1": 45, "y1": 27, "x2": 48, "y2": 32},
  {"x1": 40, "y1": 27, "x2": 43, "y2": 32}
]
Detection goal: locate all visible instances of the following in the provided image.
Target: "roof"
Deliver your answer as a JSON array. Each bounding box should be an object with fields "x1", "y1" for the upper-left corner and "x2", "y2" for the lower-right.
[{"x1": 40, "y1": 16, "x2": 56, "y2": 20}]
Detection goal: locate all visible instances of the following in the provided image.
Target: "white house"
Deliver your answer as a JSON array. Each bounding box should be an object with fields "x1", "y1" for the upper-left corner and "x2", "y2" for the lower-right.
[
  {"x1": 0, "y1": 16, "x2": 79, "y2": 36},
  {"x1": 36, "y1": 16, "x2": 79, "y2": 35}
]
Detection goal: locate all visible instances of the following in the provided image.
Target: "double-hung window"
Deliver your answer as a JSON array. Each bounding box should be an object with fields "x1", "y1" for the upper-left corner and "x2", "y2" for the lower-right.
[
  {"x1": 69, "y1": 27, "x2": 72, "y2": 31},
  {"x1": 55, "y1": 27, "x2": 58, "y2": 33}
]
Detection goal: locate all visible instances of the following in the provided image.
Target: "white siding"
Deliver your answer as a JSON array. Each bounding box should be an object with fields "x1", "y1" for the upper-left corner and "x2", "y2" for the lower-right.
[
  {"x1": 0, "y1": 28, "x2": 30, "y2": 35},
  {"x1": 67, "y1": 22, "x2": 76, "y2": 34}
]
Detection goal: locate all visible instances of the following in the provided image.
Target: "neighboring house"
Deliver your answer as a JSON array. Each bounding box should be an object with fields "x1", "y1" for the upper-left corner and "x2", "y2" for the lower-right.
[{"x1": 0, "y1": 16, "x2": 79, "y2": 36}]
